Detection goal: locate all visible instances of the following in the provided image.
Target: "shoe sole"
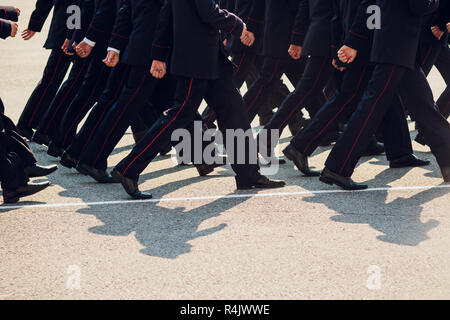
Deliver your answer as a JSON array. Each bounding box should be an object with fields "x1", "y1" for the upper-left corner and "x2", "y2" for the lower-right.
[{"x1": 283, "y1": 148, "x2": 320, "y2": 177}]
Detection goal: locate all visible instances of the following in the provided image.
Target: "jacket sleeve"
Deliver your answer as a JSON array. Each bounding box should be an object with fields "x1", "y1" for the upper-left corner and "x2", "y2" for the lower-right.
[
  {"x1": 194, "y1": 0, "x2": 244, "y2": 37},
  {"x1": 290, "y1": 0, "x2": 309, "y2": 46},
  {"x1": 0, "y1": 6, "x2": 18, "y2": 22},
  {"x1": 344, "y1": 0, "x2": 375, "y2": 51},
  {"x1": 152, "y1": 0, "x2": 173, "y2": 62},
  {"x1": 0, "y1": 18, "x2": 11, "y2": 39},
  {"x1": 71, "y1": 0, "x2": 95, "y2": 44},
  {"x1": 28, "y1": 0, "x2": 54, "y2": 32},
  {"x1": 109, "y1": 0, "x2": 132, "y2": 52},
  {"x1": 246, "y1": 0, "x2": 265, "y2": 34},
  {"x1": 84, "y1": 0, "x2": 117, "y2": 43}
]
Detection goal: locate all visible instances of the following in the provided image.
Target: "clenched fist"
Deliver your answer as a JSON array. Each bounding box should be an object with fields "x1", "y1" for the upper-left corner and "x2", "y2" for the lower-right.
[
  {"x1": 21, "y1": 29, "x2": 35, "y2": 40},
  {"x1": 103, "y1": 50, "x2": 120, "y2": 67},
  {"x1": 150, "y1": 60, "x2": 166, "y2": 79},
  {"x1": 338, "y1": 45, "x2": 357, "y2": 64},
  {"x1": 240, "y1": 24, "x2": 255, "y2": 47},
  {"x1": 288, "y1": 44, "x2": 302, "y2": 60},
  {"x1": 76, "y1": 41, "x2": 94, "y2": 58}
]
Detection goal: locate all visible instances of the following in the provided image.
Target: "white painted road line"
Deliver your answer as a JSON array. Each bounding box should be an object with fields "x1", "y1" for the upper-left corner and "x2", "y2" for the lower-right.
[{"x1": 1, "y1": 184, "x2": 449, "y2": 211}]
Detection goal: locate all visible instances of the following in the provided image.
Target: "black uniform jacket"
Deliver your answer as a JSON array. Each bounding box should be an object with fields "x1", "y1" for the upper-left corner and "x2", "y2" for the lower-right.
[
  {"x1": 152, "y1": 0, "x2": 245, "y2": 80},
  {"x1": 109, "y1": 0, "x2": 164, "y2": 67},
  {"x1": 348, "y1": 0, "x2": 439, "y2": 70},
  {"x1": 28, "y1": 0, "x2": 78, "y2": 49}
]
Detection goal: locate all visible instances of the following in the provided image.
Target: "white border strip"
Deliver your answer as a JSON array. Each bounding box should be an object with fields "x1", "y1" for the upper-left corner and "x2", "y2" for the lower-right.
[{"x1": 1, "y1": 184, "x2": 449, "y2": 211}]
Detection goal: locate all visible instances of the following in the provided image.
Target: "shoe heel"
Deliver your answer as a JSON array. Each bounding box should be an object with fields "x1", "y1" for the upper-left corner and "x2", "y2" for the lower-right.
[{"x1": 319, "y1": 176, "x2": 334, "y2": 186}]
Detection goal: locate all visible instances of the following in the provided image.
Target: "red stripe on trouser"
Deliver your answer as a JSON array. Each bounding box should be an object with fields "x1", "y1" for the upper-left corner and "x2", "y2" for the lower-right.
[
  {"x1": 234, "y1": 52, "x2": 246, "y2": 75},
  {"x1": 92, "y1": 74, "x2": 147, "y2": 166},
  {"x1": 122, "y1": 78, "x2": 194, "y2": 176},
  {"x1": 28, "y1": 51, "x2": 64, "y2": 127},
  {"x1": 62, "y1": 66, "x2": 106, "y2": 146},
  {"x1": 43, "y1": 60, "x2": 88, "y2": 133},
  {"x1": 279, "y1": 58, "x2": 328, "y2": 129},
  {"x1": 78, "y1": 67, "x2": 130, "y2": 158},
  {"x1": 303, "y1": 68, "x2": 367, "y2": 154},
  {"x1": 246, "y1": 59, "x2": 281, "y2": 113},
  {"x1": 339, "y1": 66, "x2": 396, "y2": 175}
]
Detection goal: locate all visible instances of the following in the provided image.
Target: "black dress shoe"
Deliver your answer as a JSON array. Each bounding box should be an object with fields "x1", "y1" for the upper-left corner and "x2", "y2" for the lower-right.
[
  {"x1": 47, "y1": 142, "x2": 63, "y2": 158},
  {"x1": 3, "y1": 182, "x2": 50, "y2": 204},
  {"x1": 362, "y1": 141, "x2": 385, "y2": 157},
  {"x1": 17, "y1": 127, "x2": 34, "y2": 140},
  {"x1": 195, "y1": 163, "x2": 224, "y2": 177},
  {"x1": 319, "y1": 167, "x2": 368, "y2": 191},
  {"x1": 236, "y1": 175, "x2": 286, "y2": 190},
  {"x1": 24, "y1": 164, "x2": 58, "y2": 178},
  {"x1": 60, "y1": 152, "x2": 78, "y2": 169},
  {"x1": 111, "y1": 170, "x2": 153, "y2": 199},
  {"x1": 440, "y1": 166, "x2": 450, "y2": 183},
  {"x1": 415, "y1": 133, "x2": 428, "y2": 147},
  {"x1": 32, "y1": 131, "x2": 50, "y2": 146},
  {"x1": 282, "y1": 144, "x2": 320, "y2": 177},
  {"x1": 389, "y1": 154, "x2": 430, "y2": 169},
  {"x1": 77, "y1": 162, "x2": 116, "y2": 184}
]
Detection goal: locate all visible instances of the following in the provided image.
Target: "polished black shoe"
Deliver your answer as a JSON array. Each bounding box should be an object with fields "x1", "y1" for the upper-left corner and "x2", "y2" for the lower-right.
[
  {"x1": 319, "y1": 167, "x2": 368, "y2": 191},
  {"x1": 283, "y1": 144, "x2": 320, "y2": 177},
  {"x1": 390, "y1": 154, "x2": 430, "y2": 169},
  {"x1": 32, "y1": 131, "x2": 50, "y2": 146},
  {"x1": 77, "y1": 162, "x2": 116, "y2": 184},
  {"x1": 111, "y1": 169, "x2": 153, "y2": 200},
  {"x1": 24, "y1": 164, "x2": 58, "y2": 178},
  {"x1": 415, "y1": 133, "x2": 428, "y2": 147},
  {"x1": 195, "y1": 163, "x2": 224, "y2": 177},
  {"x1": 17, "y1": 127, "x2": 34, "y2": 140},
  {"x1": 236, "y1": 175, "x2": 286, "y2": 190},
  {"x1": 362, "y1": 141, "x2": 385, "y2": 157},
  {"x1": 47, "y1": 142, "x2": 63, "y2": 158},
  {"x1": 3, "y1": 182, "x2": 50, "y2": 204},
  {"x1": 60, "y1": 152, "x2": 78, "y2": 169},
  {"x1": 441, "y1": 166, "x2": 450, "y2": 183}
]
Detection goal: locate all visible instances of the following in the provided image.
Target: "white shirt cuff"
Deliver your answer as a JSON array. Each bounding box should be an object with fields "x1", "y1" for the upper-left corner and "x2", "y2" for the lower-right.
[
  {"x1": 107, "y1": 47, "x2": 120, "y2": 54},
  {"x1": 83, "y1": 37, "x2": 96, "y2": 47}
]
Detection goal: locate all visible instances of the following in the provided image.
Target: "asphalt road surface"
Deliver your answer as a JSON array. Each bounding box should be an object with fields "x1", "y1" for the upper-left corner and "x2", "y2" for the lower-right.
[{"x1": 0, "y1": 1, "x2": 449, "y2": 299}]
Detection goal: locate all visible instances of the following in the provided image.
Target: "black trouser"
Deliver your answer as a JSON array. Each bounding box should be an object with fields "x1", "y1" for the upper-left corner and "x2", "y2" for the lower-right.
[
  {"x1": 35, "y1": 55, "x2": 91, "y2": 139},
  {"x1": 201, "y1": 51, "x2": 291, "y2": 127},
  {"x1": 114, "y1": 60, "x2": 261, "y2": 184},
  {"x1": 260, "y1": 56, "x2": 334, "y2": 153},
  {"x1": 66, "y1": 64, "x2": 131, "y2": 161},
  {"x1": 0, "y1": 146, "x2": 28, "y2": 191},
  {"x1": 79, "y1": 65, "x2": 159, "y2": 171},
  {"x1": 291, "y1": 66, "x2": 413, "y2": 161},
  {"x1": 243, "y1": 56, "x2": 324, "y2": 122},
  {"x1": 52, "y1": 61, "x2": 111, "y2": 149},
  {"x1": 17, "y1": 49, "x2": 72, "y2": 131},
  {"x1": 419, "y1": 42, "x2": 450, "y2": 119},
  {"x1": 325, "y1": 63, "x2": 450, "y2": 177}
]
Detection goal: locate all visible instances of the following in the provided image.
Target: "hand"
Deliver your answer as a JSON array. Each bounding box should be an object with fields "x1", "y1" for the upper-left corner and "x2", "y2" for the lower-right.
[
  {"x1": 21, "y1": 28, "x2": 35, "y2": 40},
  {"x1": 10, "y1": 22, "x2": 18, "y2": 37},
  {"x1": 431, "y1": 26, "x2": 444, "y2": 40},
  {"x1": 223, "y1": 38, "x2": 227, "y2": 47},
  {"x1": 16, "y1": 8, "x2": 20, "y2": 16},
  {"x1": 61, "y1": 39, "x2": 74, "y2": 55},
  {"x1": 150, "y1": 60, "x2": 166, "y2": 79},
  {"x1": 103, "y1": 50, "x2": 120, "y2": 67},
  {"x1": 338, "y1": 45, "x2": 357, "y2": 64},
  {"x1": 240, "y1": 24, "x2": 255, "y2": 47},
  {"x1": 447, "y1": 22, "x2": 450, "y2": 33},
  {"x1": 288, "y1": 44, "x2": 302, "y2": 60},
  {"x1": 75, "y1": 41, "x2": 94, "y2": 58},
  {"x1": 332, "y1": 59, "x2": 345, "y2": 72}
]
